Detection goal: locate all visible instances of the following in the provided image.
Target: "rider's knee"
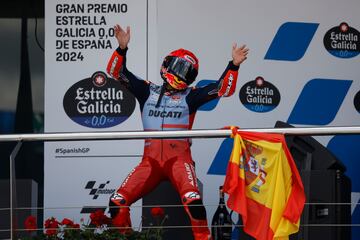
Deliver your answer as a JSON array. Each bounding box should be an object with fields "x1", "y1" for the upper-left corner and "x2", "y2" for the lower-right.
[
  {"x1": 182, "y1": 191, "x2": 207, "y2": 220},
  {"x1": 109, "y1": 192, "x2": 128, "y2": 217}
]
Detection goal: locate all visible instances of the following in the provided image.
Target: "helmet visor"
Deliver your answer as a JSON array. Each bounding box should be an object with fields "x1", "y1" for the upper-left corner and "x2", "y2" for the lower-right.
[{"x1": 164, "y1": 56, "x2": 198, "y2": 84}]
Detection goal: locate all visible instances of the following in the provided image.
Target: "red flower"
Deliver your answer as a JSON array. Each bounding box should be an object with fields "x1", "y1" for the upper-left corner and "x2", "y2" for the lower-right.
[
  {"x1": 73, "y1": 223, "x2": 80, "y2": 229},
  {"x1": 61, "y1": 218, "x2": 80, "y2": 229},
  {"x1": 24, "y1": 216, "x2": 37, "y2": 233},
  {"x1": 90, "y1": 209, "x2": 111, "y2": 227},
  {"x1": 151, "y1": 207, "x2": 165, "y2": 218},
  {"x1": 44, "y1": 217, "x2": 59, "y2": 236},
  {"x1": 61, "y1": 218, "x2": 74, "y2": 226}
]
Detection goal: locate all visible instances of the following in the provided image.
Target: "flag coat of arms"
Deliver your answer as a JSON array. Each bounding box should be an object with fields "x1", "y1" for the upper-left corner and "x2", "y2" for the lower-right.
[{"x1": 223, "y1": 130, "x2": 305, "y2": 240}]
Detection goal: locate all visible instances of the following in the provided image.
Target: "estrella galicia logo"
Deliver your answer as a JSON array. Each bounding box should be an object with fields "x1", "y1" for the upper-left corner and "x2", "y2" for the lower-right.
[
  {"x1": 324, "y1": 22, "x2": 359, "y2": 58},
  {"x1": 239, "y1": 76, "x2": 280, "y2": 113},
  {"x1": 355, "y1": 90, "x2": 360, "y2": 114},
  {"x1": 85, "y1": 180, "x2": 116, "y2": 200},
  {"x1": 63, "y1": 71, "x2": 136, "y2": 128}
]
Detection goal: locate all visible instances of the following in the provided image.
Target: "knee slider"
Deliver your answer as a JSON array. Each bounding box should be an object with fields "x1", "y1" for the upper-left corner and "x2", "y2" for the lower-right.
[
  {"x1": 109, "y1": 192, "x2": 127, "y2": 218},
  {"x1": 182, "y1": 191, "x2": 207, "y2": 220}
]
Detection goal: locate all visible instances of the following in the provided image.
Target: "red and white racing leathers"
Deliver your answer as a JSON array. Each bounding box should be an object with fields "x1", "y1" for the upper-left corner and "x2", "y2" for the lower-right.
[{"x1": 106, "y1": 47, "x2": 239, "y2": 240}]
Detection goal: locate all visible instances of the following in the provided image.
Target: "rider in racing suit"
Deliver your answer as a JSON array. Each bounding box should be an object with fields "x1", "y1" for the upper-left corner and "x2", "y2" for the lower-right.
[{"x1": 106, "y1": 24, "x2": 249, "y2": 240}]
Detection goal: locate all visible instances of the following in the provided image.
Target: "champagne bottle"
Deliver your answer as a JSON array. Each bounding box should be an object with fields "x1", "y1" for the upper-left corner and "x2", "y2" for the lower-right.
[{"x1": 211, "y1": 186, "x2": 232, "y2": 240}]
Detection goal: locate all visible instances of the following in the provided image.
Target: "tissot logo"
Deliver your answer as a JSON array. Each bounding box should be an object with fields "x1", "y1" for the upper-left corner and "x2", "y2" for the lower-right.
[
  {"x1": 239, "y1": 76, "x2": 280, "y2": 113},
  {"x1": 323, "y1": 22, "x2": 359, "y2": 58},
  {"x1": 63, "y1": 71, "x2": 136, "y2": 128}
]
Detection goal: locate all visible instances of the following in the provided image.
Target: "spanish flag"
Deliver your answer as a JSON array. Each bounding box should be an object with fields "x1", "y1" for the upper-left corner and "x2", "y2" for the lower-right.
[{"x1": 223, "y1": 129, "x2": 305, "y2": 240}]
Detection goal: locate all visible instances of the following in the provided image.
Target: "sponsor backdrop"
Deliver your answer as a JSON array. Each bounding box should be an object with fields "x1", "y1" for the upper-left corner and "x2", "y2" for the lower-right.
[
  {"x1": 45, "y1": 0, "x2": 360, "y2": 237},
  {"x1": 44, "y1": 0, "x2": 147, "y2": 227}
]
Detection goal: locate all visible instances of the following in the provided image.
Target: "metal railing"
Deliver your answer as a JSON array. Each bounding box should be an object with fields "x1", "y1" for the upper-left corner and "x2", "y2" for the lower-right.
[
  {"x1": 1, "y1": 125, "x2": 360, "y2": 239},
  {"x1": 1, "y1": 126, "x2": 360, "y2": 142}
]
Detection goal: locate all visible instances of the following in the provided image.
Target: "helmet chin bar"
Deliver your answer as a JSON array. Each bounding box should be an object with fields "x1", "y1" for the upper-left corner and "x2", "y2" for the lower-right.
[
  {"x1": 166, "y1": 73, "x2": 188, "y2": 90},
  {"x1": 164, "y1": 82, "x2": 175, "y2": 91},
  {"x1": 161, "y1": 68, "x2": 188, "y2": 90}
]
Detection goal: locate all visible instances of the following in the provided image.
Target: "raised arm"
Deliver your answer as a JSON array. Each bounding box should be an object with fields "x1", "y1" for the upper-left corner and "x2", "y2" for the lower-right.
[
  {"x1": 114, "y1": 24, "x2": 130, "y2": 50},
  {"x1": 106, "y1": 24, "x2": 150, "y2": 103},
  {"x1": 107, "y1": 24, "x2": 132, "y2": 80},
  {"x1": 217, "y1": 43, "x2": 249, "y2": 97},
  {"x1": 187, "y1": 43, "x2": 249, "y2": 112},
  {"x1": 232, "y1": 43, "x2": 249, "y2": 66}
]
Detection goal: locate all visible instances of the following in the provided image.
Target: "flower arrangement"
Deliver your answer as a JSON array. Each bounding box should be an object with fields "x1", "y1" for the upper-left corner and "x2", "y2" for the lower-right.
[{"x1": 20, "y1": 207, "x2": 167, "y2": 240}]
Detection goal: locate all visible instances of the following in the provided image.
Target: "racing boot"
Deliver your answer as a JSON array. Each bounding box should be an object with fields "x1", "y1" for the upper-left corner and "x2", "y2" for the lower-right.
[{"x1": 109, "y1": 192, "x2": 132, "y2": 234}]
